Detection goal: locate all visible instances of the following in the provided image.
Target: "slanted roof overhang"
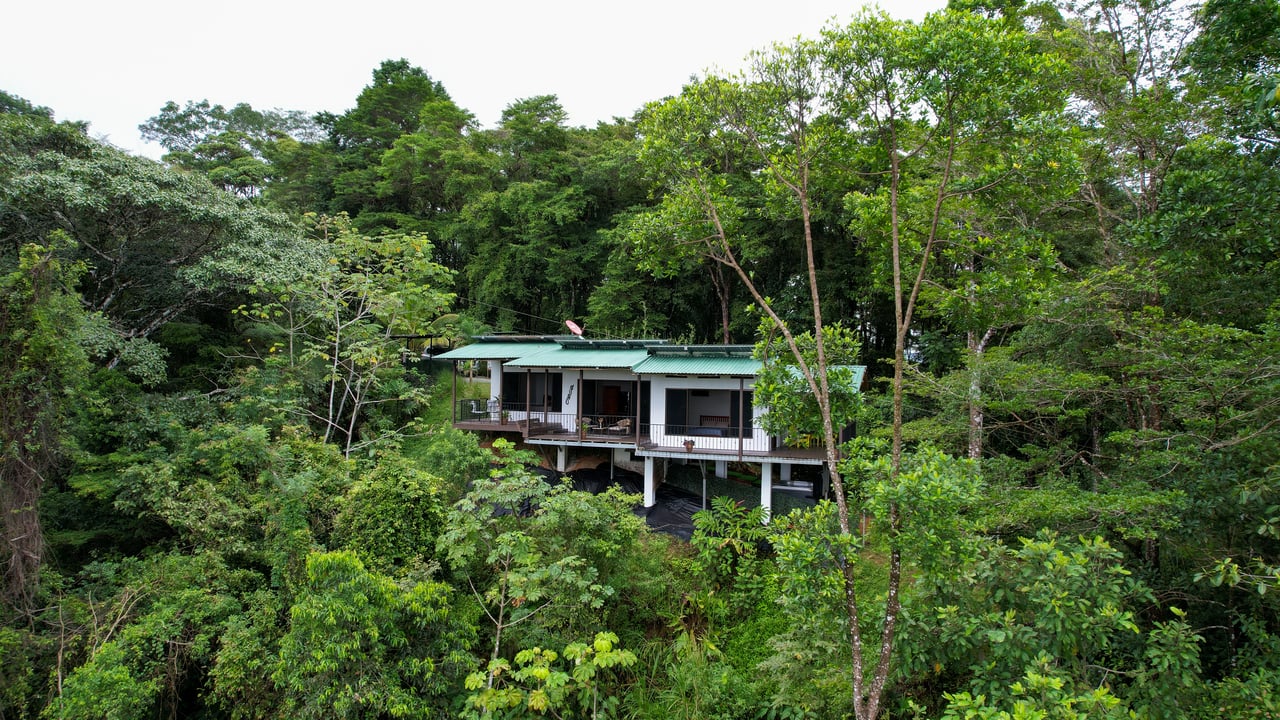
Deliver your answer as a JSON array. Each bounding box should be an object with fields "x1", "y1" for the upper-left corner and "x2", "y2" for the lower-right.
[
  {"x1": 632, "y1": 356, "x2": 762, "y2": 376},
  {"x1": 505, "y1": 348, "x2": 652, "y2": 369},
  {"x1": 501, "y1": 337, "x2": 668, "y2": 370},
  {"x1": 433, "y1": 336, "x2": 561, "y2": 361}
]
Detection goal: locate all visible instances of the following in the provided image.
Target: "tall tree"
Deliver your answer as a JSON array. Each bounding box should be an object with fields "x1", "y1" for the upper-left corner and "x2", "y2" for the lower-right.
[
  {"x1": 1, "y1": 114, "x2": 313, "y2": 349},
  {"x1": 325, "y1": 59, "x2": 456, "y2": 218},
  {"x1": 1053, "y1": 0, "x2": 1198, "y2": 246},
  {"x1": 460, "y1": 97, "x2": 607, "y2": 331},
  {"x1": 374, "y1": 95, "x2": 494, "y2": 258},
  {"x1": 0, "y1": 239, "x2": 90, "y2": 613},
  {"x1": 635, "y1": 10, "x2": 1071, "y2": 717},
  {"x1": 140, "y1": 100, "x2": 320, "y2": 198},
  {"x1": 635, "y1": 30, "x2": 896, "y2": 720},
  {"x1": 332, "y1": 59, "x2": 451, "y2": 152},
  {"x1": 1185, "y1": 0, "x2": 1280, "y2": 148},
  {"x1": 235, "y1": 214, "x2": 454, "y2": 456},
  {"x1": 904, "y1": 92, "x2": 1079, "y2": 459}
]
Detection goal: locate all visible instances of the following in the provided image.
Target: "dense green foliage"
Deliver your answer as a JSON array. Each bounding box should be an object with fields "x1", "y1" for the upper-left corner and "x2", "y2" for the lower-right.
[{"x1": 2, "y1": 0, "x2": 1279, "y2": 716}]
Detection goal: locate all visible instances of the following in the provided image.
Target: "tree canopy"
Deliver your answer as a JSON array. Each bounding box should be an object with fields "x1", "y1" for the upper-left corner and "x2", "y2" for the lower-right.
[{"x1": 3, "y1": 1, "x2": 1280, "y2": 716}]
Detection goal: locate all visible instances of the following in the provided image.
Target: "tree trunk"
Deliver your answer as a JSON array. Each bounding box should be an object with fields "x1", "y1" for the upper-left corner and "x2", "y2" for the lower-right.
[
  {"x1": 1, "y1": 456, "x2": 44, "y2": 614},
  {"x1": 967, "y1": 328, "x2": 994, "y2": 461},
  {"x1": 1, "y1": 245, "x2": 82, "y2": 615},
  {"x1": 709, "y1": 263, "x2": 732, "y2": 344}
]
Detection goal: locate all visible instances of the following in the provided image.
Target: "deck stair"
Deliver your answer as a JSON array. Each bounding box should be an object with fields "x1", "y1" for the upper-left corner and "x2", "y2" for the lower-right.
[{"x1": 523, "y1": 420, "x2": 566, "y2": 436}]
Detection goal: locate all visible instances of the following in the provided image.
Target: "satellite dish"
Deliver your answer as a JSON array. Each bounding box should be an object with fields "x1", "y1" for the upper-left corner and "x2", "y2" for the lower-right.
[{"x1": 565, "y1": 320, "x2": 583, "y2": 336}]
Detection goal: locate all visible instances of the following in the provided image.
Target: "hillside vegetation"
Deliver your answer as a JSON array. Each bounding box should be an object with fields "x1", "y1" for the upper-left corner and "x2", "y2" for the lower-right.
[{"x1": 2, "y1": 1, "x2": 1279, "y2": 717}]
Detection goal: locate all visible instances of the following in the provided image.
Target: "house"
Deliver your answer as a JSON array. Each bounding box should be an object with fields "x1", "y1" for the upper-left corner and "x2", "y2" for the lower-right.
[{"x1": 435, "y1": 335, "x2": 865, "y2": 518}]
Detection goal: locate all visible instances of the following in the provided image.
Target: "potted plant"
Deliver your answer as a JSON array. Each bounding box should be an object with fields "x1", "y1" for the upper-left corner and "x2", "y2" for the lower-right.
[
  {"x1": 500, "y1": 410, "x2": 509, "y2": 425},
  {"x1": 683, "y1": 439, "x2": 695, "y2": 453},
  {"x1": 580, "y1": 418, "x2": 591, "y2": 439}
]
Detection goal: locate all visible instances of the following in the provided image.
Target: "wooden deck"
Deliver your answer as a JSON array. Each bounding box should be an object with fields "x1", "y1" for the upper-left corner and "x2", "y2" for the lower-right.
[
  {"x1": 454, "y1": 418, "x2": 826, "y2": 464},
  {"x1": 633, "y1": 441, "x2": 827, "y2": 464}
]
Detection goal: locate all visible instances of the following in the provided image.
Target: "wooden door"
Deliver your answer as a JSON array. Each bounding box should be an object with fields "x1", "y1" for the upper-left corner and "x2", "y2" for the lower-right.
[{"x1": 602, "y1": 385, "x2": 622, "y2": 415}]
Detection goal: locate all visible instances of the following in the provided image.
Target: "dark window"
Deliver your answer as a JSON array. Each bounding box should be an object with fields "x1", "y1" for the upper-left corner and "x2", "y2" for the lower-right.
[
  {"x1": 665, "y1": 388, "x2": 754, "y2": 435},
  {"x1": 501, "y1": 371, "x2": 562, "y2": 411},
  {"x1": 665, "y1": 388, "x2": 688, "y2": 433}
]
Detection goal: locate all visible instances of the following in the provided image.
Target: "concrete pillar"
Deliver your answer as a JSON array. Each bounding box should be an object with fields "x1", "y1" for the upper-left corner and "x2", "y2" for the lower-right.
[
  {"x1": 643, "y1": 457, "x2": 656, "y2": 507},
  {"x1": 760, "y1": 462, "x2": 773, "y2": 523},
  {"x1": 715, "y1": 460, "x2": 728, "y2": 478},
  {"x1": 556, "y1": 445, "x2": 568, "y2": 473},
  {"x1": 781, "y1": 463, "x2": 792, "y2": 483},
  {"x1": 488, "y1": 360, "x2": 501, "y2": 400}
]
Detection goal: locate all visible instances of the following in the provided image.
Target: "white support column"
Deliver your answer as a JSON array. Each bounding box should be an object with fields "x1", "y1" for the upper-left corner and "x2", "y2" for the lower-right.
[
  {"x1": 760, "y1": 462, "x2": 773, "y2": 523},
  {"x1": 556, "y1": 445, "x2": 568, "y2": 473},
  {"x1": 489, "y1": 360, "x2": 502, "y2": 421},
  {"x1": 715, "y1": 460, "x2": 728, "y2": 478},
  {"x1": 643, "y1": 457, "x2": 657, "y2": 507},
  {"x1": 488, "y1": 360, "x2": 502, "y2": 400},
  {"x1": 781, "y1": 463, "x2": 792, "y2": 483}
]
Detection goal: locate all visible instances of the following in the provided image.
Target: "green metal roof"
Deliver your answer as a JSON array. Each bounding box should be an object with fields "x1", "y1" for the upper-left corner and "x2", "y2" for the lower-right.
[
  {"x1": 634, "y1": 344, "x2": 759, "y2": 376},
  {"x1": 632, "y1": 355, "x2": 763, "y2": 376},
  {"x1": 838, "y1": 365, "x2": 866, "y2": 389},
  {"x1": 506, "y1": 347, "x2": 652, "y2": 369},
  {"x1": 435, "y1": 336, "x2": 866, "y2": 388},
  {"x1": 506, "y1": 342, "x2": 761, "y2": 373},
  {"x1": 434, "y1": 341, "x2": 558, "y2": 361},
  {"x1": 784, "y1": 364, "x2": 866, "y2": 391}
]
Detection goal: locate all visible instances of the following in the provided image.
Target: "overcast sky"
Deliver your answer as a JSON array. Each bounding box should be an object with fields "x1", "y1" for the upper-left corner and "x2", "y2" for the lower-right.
[{"x1": 3, "y1": 1, "x2": 947, "y2": 159}]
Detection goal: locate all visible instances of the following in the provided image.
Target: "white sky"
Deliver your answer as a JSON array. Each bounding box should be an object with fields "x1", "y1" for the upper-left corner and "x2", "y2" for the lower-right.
[{"x1": 2, "y1": 1, "x2": 946, "y2": 159}]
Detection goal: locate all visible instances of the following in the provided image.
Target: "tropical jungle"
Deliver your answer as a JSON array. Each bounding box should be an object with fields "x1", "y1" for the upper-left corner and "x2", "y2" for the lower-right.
[{"x1": 2, "y1": 0, "x2": 1279, "y2": 717}]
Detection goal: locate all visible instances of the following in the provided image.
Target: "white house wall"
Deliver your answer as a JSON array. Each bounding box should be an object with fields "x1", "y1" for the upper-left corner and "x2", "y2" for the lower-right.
[
  {"x1": 647, "y1": 375, "x2": 768, "y2": 452},
  {"x1": 488, "y1": 361, "x2": 503, "y2": 402},
  {"x1": 489, "y1": 364, "x2": 771, "y2": 452}
]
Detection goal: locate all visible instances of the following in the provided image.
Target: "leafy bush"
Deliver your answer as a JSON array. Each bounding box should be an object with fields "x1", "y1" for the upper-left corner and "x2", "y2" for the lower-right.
[
  {"x1": 273, "y1": 551, "x2": 476, "y2": 719},
  {"x1": 333, "y1": 453, "x2": 447, "y2": 574}
]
